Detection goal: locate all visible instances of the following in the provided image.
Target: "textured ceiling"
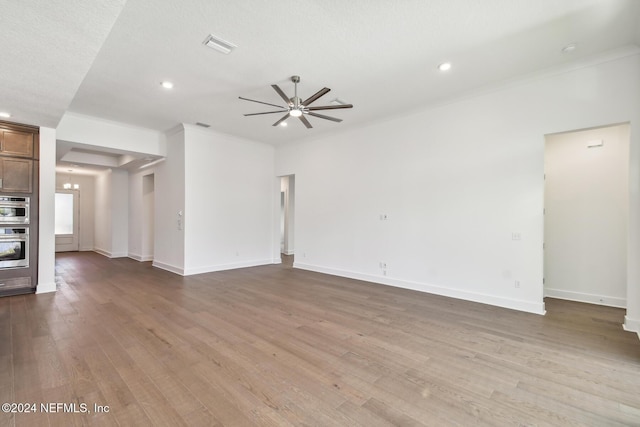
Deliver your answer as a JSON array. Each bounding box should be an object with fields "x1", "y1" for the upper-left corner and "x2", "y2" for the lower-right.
[
  {"x1": 1, "y1": 0, "x2": 640, "y2": 147},
  {"x1": 0, "y1": 0, "x2": 127, "y2": 128}
]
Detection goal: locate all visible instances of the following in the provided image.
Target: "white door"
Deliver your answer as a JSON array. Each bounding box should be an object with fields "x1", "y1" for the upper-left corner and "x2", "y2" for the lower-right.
[{"x1": 55, "y1": 190, "x2": 79, "y2": 252}]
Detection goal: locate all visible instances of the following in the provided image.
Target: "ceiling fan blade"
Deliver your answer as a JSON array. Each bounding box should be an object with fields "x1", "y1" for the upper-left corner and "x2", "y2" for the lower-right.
[
  {"x1": 271, "y1": 85, "x2": 291, "y2": 105},
  {"x1": 272, "y1": 113, "x2": 290, "y2": 127},
  {"x1": 238, "y1": 96, "x2": 287, "y2": 109},
  {"x1": 306, "y1": 104, "x2": 353, "y2": 111},
  {"x1": 299, "y1": 115, "x2": 313, "y2": 129},
  {"x1": 244, "y1": 110, "x2": 289, "y2": 116},
  {"x1": 302, "y1": 87, "x2": 330, "y2": 106},
  {"x1": 307, "y1": 111, "x2": 342, "y2": 123}
]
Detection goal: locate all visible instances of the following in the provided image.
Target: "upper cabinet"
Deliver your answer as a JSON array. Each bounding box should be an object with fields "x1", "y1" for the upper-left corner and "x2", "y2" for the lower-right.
[
  {"x1": 0, "y1": 129, "x2": 34, "y2": 158},
  {"x1": 0, "y1": 122, "x2": 38, "y2": 194},
  {"x1": 0, "y1": 158, "x2": 33, "y2": 193}
]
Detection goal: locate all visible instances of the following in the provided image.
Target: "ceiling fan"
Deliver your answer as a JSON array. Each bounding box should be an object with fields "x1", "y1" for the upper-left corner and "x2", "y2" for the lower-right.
[{"x1": 239, "y1": 75, "x2": 353, "y2": 128}]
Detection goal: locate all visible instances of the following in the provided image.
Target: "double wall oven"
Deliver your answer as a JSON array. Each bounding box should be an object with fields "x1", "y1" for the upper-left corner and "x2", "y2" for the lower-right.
[{"x1": 0, "y1": 196, "x2": 29, "y2": 269}]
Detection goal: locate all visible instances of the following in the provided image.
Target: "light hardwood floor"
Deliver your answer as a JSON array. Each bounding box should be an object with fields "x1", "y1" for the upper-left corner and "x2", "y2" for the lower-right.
[{"x1": 1, "y1": 252, "x2": 640, "y2": 426}]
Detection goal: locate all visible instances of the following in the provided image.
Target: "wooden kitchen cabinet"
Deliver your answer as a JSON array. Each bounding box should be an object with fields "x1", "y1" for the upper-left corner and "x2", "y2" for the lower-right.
[
  {"x1": 0, "y1": 157, "x2": 33, "y2": 193},
  {"x1": 0, "y1": 129, "x2": 34, "y2": 158}
]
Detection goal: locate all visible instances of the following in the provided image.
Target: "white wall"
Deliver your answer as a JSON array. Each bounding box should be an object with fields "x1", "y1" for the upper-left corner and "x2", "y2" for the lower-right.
[
  {"x1": 55, "y1": 173, "x2": 95, "y2": 251},
  {"x1": 545, "y1": 124, "x2": 629, "y2": 307},
  {"x1": 57, "y1": 112, "x2": 166, "y2": 156},
  {"x1": 93, "y1": 169, "x2": 129, "y2": 257},
  {"x1": 37, "y1": 127, "x2": 56, "y2": 293},
  {"x1": 142, "y1": 174, "x2": 155, "y2": 260},
  {"x1": 110, "y1": 169, "x2": 129, "y2": 257},
  {"x1": 182, "y1": 125, "x2": 276, "y2": 275},
  {"x1": 276, "y1": 52, "x2": 640, "y2": 316},
  {"x1": 128, "y1": 168, "x2": 156, "y2": 261},
  {"x1": 152, "y1": 126, "x2": 185, "y2": 274}
]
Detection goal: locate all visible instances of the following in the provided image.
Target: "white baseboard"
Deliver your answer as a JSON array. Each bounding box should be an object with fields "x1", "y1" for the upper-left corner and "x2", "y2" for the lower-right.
[
  {"x1": 152, "y1": 261, "x2": 184, "y2": 276},
  {"x1": 183, "y1": 259, "x2": 273, "y2": 276},
  {"x1": 623, "y1": 316, "x2": 640, "y2": 340},
  {"x1": 544, "y1": 288, "x2": 626, "y2": 308},
  {"x1": 36, "y1": 282, "x2": 56, "y2": 294},
  {"x1": 93, "y1": 248, "x2": 110, "y2": 257},
  {"x1": 128, "y1": 253, "x2": 154, "y2": 262},
  {"x1": 293, "y1": 262, "x2": 546, "y2": 315},
  {"x1": 80, "y1": 246, "x2": 94, "y2": 252},
  {"x1": 94, "y1": 248, "x2": 128, "y2": 259}
]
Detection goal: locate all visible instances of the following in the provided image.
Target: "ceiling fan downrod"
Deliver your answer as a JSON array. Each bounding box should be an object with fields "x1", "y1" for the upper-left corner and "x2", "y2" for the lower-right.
[{"x1": 291, "y1": 75, "x2": 301, "y2": 111}]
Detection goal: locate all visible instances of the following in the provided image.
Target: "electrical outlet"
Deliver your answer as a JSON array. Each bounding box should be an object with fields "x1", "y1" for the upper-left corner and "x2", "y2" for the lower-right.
[
  {"x1": 379, "y1": 262, "x2": 387, "y2": 269},
  {"x1": 379, "y1": 214, "x2": 389, "y2": 220},
  {"x1": 383, "y1": 270, "x2": 387, "y2": 276},
  {"x1": 512, "y1": 232, "x2": 521, "y2": 241}
]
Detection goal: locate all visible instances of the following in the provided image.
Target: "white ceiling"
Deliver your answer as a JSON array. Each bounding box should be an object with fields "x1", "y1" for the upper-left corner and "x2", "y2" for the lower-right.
[{"x1": 2, "y1": 0, "x2": 640, "y2": 150}]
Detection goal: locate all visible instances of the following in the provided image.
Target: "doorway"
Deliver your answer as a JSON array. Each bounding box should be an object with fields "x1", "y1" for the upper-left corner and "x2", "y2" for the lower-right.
[
  {"x1": 280, "y1": 175, "x2": 295, "y2": 264},
  {"x1": 55, "y1": 190, "x2": 80, "y2": 252},
  {"x1": 544, "y1": 123, "x2": 630, "y2": 307}
]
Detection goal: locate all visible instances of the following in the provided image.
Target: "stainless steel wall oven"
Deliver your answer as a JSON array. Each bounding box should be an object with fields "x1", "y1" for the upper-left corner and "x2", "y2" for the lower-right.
[
  {"x1": 0, "y1": 196, "x2": 29, "y2": 224},
  {"x1": 0, "y1": 227, "x2": 29, "y2": 269}
]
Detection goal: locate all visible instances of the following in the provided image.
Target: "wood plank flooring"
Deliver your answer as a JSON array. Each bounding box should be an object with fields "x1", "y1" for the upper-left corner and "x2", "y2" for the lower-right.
[{"x1": 1, "y1": 251, "x2": 639, "y2": 426}]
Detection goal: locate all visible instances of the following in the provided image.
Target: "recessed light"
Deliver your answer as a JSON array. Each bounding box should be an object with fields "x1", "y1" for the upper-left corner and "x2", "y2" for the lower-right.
[
  {"x1": 561, "y1": 43, "x2": 577, "y2": 53},
  {"x1": 161, "y1": 81, "x2": 174, "y2": 89},
  {"x1": 438, "y1": 62, "x2": 452, "y2": 72},
  {"x1": 0, "y1": 112, "x2": 11, "y2": 118},
  {"x1": 280, "y1": 122, "x2": 288, "y2": 127}
]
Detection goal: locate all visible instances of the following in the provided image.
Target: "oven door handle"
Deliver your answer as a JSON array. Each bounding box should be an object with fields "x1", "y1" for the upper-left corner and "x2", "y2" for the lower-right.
[{"x1": 0, "y1": 235, "x2": 27, "y2": 241}]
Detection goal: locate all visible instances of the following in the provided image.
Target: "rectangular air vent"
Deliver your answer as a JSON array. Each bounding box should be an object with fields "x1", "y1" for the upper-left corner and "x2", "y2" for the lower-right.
[
  {"x1": 196, "y1": 122, "x2": 211, "y2": 128},
  {"x1": 203, "y1": 34, "x2": 236, "y2": 54}
]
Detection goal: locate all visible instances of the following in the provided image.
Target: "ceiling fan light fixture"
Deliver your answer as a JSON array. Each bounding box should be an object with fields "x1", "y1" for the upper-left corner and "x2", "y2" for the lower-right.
[
  {"x1": 203, "y1": 34, "x2": 237, "y2": 54},
  {"x1": 0, "y1": 112, "x2": 11, "y2": 118},
  {"x1": 290, "y1": 109, "x2": 302, "y2": 117}
]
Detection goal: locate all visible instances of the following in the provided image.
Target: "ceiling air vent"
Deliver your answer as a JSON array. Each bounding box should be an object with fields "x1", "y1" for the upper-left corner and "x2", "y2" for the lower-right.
[
  {"x1": 203, "y1": 34, "x2": 236, "y2": 54},
  {"x1": 196, "y1": 122, "x2": 211, "y2": 128}
]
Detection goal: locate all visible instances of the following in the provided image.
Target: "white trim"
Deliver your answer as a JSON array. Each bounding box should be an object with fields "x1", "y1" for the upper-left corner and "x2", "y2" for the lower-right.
[
  {"x1": 80, "y1": 246, "x2": 94, "y2": 251},
  {"x1": 272, "y1": 258, "x2": 282, "y2": 265},
  {"x1": 128, "y1": 253, "x2": 154, "y2": 262},
  {"x1": 94, "y1": 248, "x2": 127, "y2": 258},
  {"x1": 183, "y1": 259, "x2": 273, "y2": 276},
  {"x1": 36, "y1": 282, "x2": 57, "y2": 294},
  {"x1": 283, "y1": 250, "x2": 295, "y2": 255},
  {"x1": 93, "y1": 248, "x2": 111, "y2": 257},
  {"x1": 544, "y1": 288, "x2": 626, "y2": 308},
  {"x1": 623, "y1": 316, "x2": 640, "y2": 340},
  {"x1": 152, "y1": 260, "x2": 184, "y2": 275},
  {"x1": 294, "y1": 262, "x2": 546, "y2": 315}
]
